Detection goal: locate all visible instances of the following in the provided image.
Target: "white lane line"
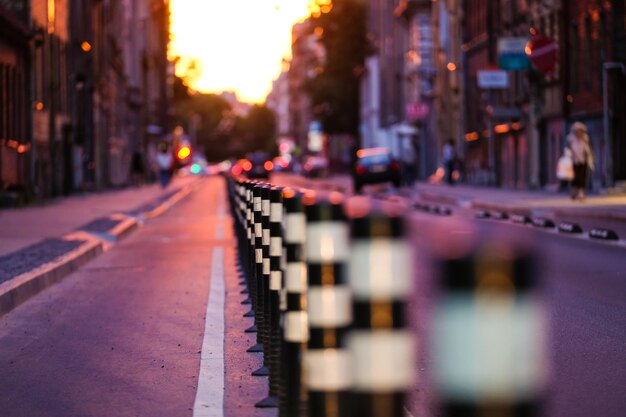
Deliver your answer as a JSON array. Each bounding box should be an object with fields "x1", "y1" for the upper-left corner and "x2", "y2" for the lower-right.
[
  {"x1": 403, "y1": 406, "x2": 415, "y2": 417},
  {"x1": 193, "y1": 247, "x2": 225, "y2": 417}
]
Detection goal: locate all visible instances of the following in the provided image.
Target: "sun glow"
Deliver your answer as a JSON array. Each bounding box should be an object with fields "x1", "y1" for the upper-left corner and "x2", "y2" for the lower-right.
[{"x1": 169, "y1": 0, "x2": 316, "y2": 103}]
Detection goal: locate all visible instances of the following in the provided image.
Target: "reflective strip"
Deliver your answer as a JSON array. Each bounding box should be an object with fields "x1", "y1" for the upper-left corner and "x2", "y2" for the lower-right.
[
  {"x1": 349, "y1": 240, "x2": 412, "y2": 299},
  {"x1": 256, "y1": 249, "x2": 263, "y2": 263},
  {"x1": 246, "y1": 209, "x2": 251, "y2": 221},
  {"x1": 263, "y1": 259, "x2": 270, "y2": 275},
  {"x1": 254, "y1": 197, "x2": 261, "y2": 212},
  {"x1": 284, "y1": 311, "x2": 309, "y2": 342},
  {"x1": 270, "y1": 237, "x2": 282, "y2": 256},
  {"x1": 262, "y1": 229, "x2": 270, "y2": 245},
  {"x1": 270, "y1": 270, "x2": 282, "y2": 291},
  {"x1": 305, "y1": 349, "x2": 352, "y2": 390},
  {"x1": 262, "y1": 199, "x2": 270, "y2": 216},
  {"x1": 349, "y1": 330, "x2": 416, "y2": 390},
  {"x1": 308, "y1": 286, "x2": 352, "y2": 327},
  {"x1": 306, "y1": 222, "x2": 349, "y2": 262},
  {"x1": 285, "y1": 213, "x2": 306, "y2": 243},
  {"x1": 286, "y1": 263, "x2": 307, "y2": 292},
  {"x1": 270, "y1": 202, "x2": 283, "y2": 222},
  {"x1": 246, "y1": 229, "x2": 251, "y2": 240},
  {"x1": 434, "y1": 295, "x2": 546, "y2": 401},
  {"x1": 255, "y1": 223, "x2": 262, "y2": 237}
]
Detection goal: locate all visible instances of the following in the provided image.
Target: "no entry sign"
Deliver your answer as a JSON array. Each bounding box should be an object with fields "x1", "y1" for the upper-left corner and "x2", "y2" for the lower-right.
[{"x1": 528, "y1": 34, "x2": 557, "y2": 75}]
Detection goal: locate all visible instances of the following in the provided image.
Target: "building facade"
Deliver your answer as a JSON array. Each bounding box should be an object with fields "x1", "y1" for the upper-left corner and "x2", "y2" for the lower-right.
[{"x1": 0, "y1": 0, "x2": 31, "y2": 203}]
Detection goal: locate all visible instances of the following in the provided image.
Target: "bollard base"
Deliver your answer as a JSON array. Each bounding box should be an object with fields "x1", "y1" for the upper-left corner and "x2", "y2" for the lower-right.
[
  {"x1": 244, "y1": 325, "x2": 257, "y2": 333},
  {"x1": 241, "y1": 298, "x2": 252, "y2": 305},
  {"x1": 252, "y1": 365, "x2": 270, "y2": 376},
  {"x1": 255, "y1": 395, "x2": 279, "y2": 408},
  {"x1": 243, "y1": 310, "x2": 255, "y2": 318},
  {"x1": 247, "y1": 343, "x2": 264, "y2": 353},
  {"x1": 240, "y1": 288, "x2": 249, "y2": 294}
]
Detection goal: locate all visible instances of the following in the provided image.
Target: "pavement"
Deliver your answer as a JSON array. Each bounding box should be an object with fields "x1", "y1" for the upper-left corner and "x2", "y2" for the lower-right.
[
  {"x1": 274, "y1": 173, "x2": 626, "y2": 239},
  {"x1": 0, "y1": 174, "x2": 200, "y2": 317}
]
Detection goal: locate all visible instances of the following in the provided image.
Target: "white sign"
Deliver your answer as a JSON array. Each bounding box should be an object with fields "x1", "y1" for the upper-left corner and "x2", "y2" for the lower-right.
[
  {"x1": 498, "y1": 37, "x2": 529, "y2": 54},
  {"x1": 478, "y1": 70, "x2": 509, "y2": 89}
]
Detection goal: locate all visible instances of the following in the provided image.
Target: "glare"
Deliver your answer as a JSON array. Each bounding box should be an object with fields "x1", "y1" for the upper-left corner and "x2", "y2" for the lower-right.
[
  {"x1": 177, "y1": 146, "x2": 191, "y2": 159},
  {"x1": 170, "y1": 0, "x2": 314, "y2": 103}
]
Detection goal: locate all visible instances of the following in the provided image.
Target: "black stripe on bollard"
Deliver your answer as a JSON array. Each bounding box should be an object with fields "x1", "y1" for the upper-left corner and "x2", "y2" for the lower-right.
[
  {"x1": 476, "y1": 210, "x2": 491, "y2": 219},
  {"x1": 433, "y1": 246, "x2": 546, "y2": 417},
  {"x1": 348, "y1": 213, "x2": 415, "y2": 417},
  {"x1": 589, "y1": 227, "x2": 619, "y2": 241},
  {"x1": 558, "y1": 222, "x2": 583, "y2": 234},
  {"x1": 305, "y1": 194, "x2": 352, "y2": 417},
  {"x1": 280, "y1": 188, "x2": 309, "y2": 417}
]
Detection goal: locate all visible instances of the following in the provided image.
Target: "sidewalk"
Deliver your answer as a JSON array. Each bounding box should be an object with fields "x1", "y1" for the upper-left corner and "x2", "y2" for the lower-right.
[
  {"x1": 413, "y1": 182, "x2": 626, "y2": 221},
  {"x1": 0, "y1": 175, "x2": 200, "y2": 316}
]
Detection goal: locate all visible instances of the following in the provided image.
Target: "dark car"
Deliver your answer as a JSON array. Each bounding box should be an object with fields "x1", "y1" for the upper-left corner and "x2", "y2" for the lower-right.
[
  {"x1": 353, "y1": 147, "x2": 401, "y2": 193},
  {"x1": 246, "y1": 151, "x2": 273, "y2": 179}
]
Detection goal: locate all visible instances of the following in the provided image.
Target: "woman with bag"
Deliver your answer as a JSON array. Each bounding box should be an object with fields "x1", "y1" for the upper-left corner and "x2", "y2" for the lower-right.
[{"x1": 567, "y1": 122, "x2": 594, "y2": 201}]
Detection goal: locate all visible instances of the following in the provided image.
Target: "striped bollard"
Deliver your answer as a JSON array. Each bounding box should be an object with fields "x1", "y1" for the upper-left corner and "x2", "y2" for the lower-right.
[
  {"x1": 304, "y1": 194, "x2": 352, "y2": 417},
  {"x1": 243, "y1": 181, "x2": 257, "y2": 321},
  {"x1": 255, "y1": 186, "x2": 284, "y2": 407},
  {"x1": 433, "y1": 244, "x2": 546, "y2": 417},
  {"x1": 348, "y1": 213, "x2": 415, "y2": 417},
  {"x1": 280, "y1": 188, "x2": 309, "y2": 417},
  {"x1": 246, "y1": 183, "x2": 265, "y2": 352}
]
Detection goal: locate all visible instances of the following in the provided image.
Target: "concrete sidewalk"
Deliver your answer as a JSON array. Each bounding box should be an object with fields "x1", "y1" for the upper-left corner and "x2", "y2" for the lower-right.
[
  {"x1": 413, "y1": 182, "x2": 626, "y2": 221},
  {"x1": 0, "y1": 174, "x2": 201, "y2": 316}
]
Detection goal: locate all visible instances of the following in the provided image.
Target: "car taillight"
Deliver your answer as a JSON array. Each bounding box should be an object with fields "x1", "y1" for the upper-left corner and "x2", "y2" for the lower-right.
[
  {"x1": 391, "y1": 161, "x2": 400, "y2": 171},
  {"x1": 356, "y1": 165, "x2": 366, "y2": 175},
  {"x1": 264, "y1": 161, "x2": 274, "y2": 171}
]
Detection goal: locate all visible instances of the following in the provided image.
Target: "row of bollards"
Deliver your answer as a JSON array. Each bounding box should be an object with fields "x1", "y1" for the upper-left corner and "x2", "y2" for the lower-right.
[{"x1": 225, "y1": 175, "x2": 547, "y2": 417}]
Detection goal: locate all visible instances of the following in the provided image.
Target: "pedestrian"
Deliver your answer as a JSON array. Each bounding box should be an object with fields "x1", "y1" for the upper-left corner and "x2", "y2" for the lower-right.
[
  {"x1": 130, "y1": 150, "x2": 145, "y2": 186},
  {"x1": 556, "y1": 147, "x2": 574, "y2": 192},
  {"x1": 442, "y1": 139, "x2": 457, "y2": 185},
  {"x1": 156, "y1": 142, "x2": 173, "y2": 189},
  {"x1": 567, "y1": 121, "x2": 594, "y2": 200}
]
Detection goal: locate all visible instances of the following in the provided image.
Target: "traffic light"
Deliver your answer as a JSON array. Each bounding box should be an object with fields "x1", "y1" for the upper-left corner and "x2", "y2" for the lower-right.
[{"x1": 176, "y1": 145, "x2": 192, "y2": 167}]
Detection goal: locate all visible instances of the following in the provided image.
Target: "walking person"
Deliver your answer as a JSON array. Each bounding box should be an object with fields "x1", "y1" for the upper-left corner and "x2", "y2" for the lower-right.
[
  {"x1": 567, "y1": 121, "x2": 594, "y2": 200},
  {"x1": 156, "y1": 142, "x2": 173, "y2": 189},
  {"x1": 442, "y1": 139, "x2": 457, "y2": 185}
]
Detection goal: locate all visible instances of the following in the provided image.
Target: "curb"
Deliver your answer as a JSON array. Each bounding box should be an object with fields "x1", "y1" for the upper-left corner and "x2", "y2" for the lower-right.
[
  {"x1": 0, "y1": 182, "x2": 197, "y2": 318},
  {"x1": 0, "y1": 236, "x2": 103, "y2": 316}
]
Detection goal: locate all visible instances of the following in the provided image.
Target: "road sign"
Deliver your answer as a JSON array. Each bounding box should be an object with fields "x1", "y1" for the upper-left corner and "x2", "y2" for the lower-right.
[
  {"x1": 478, "y1": 70, "x2": 509, "y2": 88},
  {"x1": 527, "y1": 34, "x2": 557, "y2": 75},
  {"x1": 498, "y1": 37, "x2": 530, "y2": 70}
]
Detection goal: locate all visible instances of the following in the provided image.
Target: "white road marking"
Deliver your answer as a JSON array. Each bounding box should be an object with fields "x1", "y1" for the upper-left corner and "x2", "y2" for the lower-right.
[
  {"x1": 403, "y1": 406, "x2": 415, "y2": 417},
  {"x1": 193, "y1": 247, "x2": 225, "y2": 417}
]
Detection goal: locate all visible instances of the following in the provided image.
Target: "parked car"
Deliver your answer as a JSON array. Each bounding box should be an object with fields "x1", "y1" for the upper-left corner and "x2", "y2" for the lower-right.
[
  {"x1": 302, "y1": 155, "x2": 328, "y2": 178},
  {"x1": 352, "y1": 147, "x2": 401, "y2": 193},
  {"x1": 246, "y1": 151, "x2": 273, "y2": 179}
]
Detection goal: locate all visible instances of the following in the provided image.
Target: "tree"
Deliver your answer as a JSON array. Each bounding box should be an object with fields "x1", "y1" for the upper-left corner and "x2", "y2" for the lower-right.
[
  {"x1": 303, "y1": 0, "x2": 371, "y2": 135},
  {"x1": 242, "y1": 104, "x2": 277, "y2": 154}
]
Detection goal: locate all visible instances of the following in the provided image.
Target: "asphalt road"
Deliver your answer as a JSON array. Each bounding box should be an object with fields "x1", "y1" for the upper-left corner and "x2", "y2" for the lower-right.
[
  {"x1": 402, "y1": 207, "x2": 626, "y2": 417},
  {"x1": 0, "y1": 177, "x2": 273, "y2": 417},
  {"x1": 0, "y1": 175, "x2": 623, "y2": 417}
]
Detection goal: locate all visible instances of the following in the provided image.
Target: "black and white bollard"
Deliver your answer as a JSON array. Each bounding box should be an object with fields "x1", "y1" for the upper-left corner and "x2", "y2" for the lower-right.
[
  {"x1": 304, "y1": 194, "x2": 352, "y2": 417},
  {"x1": 348, "y1": 213, "x2": 415, "y2": 417},
  {"x1": 280, "y1": 188, "x2": 309, "y2": 417},
  {"x1": 246, "y1": 182, "x2": 265, "y2": 352},
  {"x1": 433, "y1": 244, "x2": 547, "y2": 417}
]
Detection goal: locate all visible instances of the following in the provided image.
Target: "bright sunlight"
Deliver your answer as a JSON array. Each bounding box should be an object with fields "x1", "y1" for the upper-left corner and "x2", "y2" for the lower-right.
[{"x1": 169, "y1": 0, "x2": 316, "y2": 104}]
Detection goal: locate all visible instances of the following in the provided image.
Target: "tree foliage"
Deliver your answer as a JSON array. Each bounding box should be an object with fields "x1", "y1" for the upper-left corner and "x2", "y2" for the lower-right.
[{"x1": 304, "y1": 0, "x2": 371, "y2": 135}]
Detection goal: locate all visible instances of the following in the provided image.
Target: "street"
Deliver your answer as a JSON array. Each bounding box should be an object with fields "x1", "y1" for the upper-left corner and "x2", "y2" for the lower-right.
[{"x1": 0, "y1": 175, "x2": 624, "y2": 417}]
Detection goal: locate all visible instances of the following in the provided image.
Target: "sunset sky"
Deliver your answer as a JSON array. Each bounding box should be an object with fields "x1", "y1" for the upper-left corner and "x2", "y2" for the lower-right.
[{"x1": 169, "y1": 0, "x2": 317, "y2": 103}]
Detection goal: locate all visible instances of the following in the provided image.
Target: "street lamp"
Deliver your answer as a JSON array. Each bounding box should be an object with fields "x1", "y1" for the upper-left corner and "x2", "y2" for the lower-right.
[{"x1": 602, "y1": 62, "x2": 626, "y2": 188}]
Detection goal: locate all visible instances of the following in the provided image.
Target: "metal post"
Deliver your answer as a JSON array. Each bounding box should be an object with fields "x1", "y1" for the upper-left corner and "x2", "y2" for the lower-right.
[{"x1": 603, "y1": 62, "x2": 626, "y2": 188}]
